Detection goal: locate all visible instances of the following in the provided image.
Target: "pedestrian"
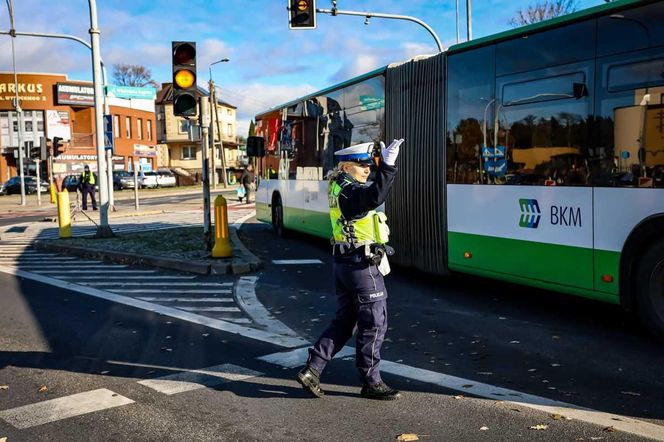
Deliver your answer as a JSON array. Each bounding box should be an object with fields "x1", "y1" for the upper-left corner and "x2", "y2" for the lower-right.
[
  {"x1": 240, "y1": 164, "x2": 255, "y2": 204},
  {"x1": 296, "y1": 138, "x2": 405, "y2": 401},
  {"x1": 79, "y1": 165, "x2": 97, "y2": 211}
]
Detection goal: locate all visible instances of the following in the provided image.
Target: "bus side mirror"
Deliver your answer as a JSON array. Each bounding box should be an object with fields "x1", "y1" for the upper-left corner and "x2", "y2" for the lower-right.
[{"x1": 573, "y1": 83, "x2": 588, "y2": 99}]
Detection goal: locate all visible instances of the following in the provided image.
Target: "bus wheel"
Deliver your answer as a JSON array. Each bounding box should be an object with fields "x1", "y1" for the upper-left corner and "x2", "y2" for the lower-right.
[
  {"x1": 636, "y1": 239, "x2": 664, "y2": 341},
  {"x1": 272, "y1": 196, "x2": 286, "y2": 238}
]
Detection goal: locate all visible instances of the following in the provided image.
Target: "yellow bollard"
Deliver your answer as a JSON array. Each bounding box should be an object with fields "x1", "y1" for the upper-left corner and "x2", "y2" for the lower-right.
[
  {"x1": 57, "y1": 189, "x2": 72, "y2": 238},
  {"x1": 49, "y1": 183, "x2": 57, "y2": 204},
  {"x1": 212, "y1": 195, "x2": 233, "y2": 258}
]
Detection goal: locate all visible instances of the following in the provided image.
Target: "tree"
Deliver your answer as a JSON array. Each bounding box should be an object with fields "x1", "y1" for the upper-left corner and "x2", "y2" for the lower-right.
[
  {"x1": 111, "y1": 64, "x2": 158, "y2": 87},
  {"x1": 248, "y1": 120, "x2": 256, "y2": 138},
  {"x1": 509, "y1": 0, "x2": 578, "y2": 27}
]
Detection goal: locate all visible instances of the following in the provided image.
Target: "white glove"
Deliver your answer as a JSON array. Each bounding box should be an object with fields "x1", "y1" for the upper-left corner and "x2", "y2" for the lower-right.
[{"x1": 380, "y1": 139, "x2": 404, "y2": 166}]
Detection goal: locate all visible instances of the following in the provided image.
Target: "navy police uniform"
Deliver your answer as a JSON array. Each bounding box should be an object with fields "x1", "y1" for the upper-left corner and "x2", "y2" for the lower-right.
[{"x1": 297, "y1": 140, "x2": 402, "y2": 400}]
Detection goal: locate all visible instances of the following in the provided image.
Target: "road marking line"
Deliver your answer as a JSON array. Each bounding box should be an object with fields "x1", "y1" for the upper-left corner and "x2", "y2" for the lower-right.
[
  {"x1": 258, "y1": 348, "x2": 664, "y2": 441},
  {"x1": 178, "y1": 306, "x2": 241, "y2": 313},
  {"x1": 19, "y1": 265, "x2": 128, "y2": 269},
  {"x1": 59, "y1": 275, "x2": 198, "y2": 280},
  {"x1": 80, "y1": 282, "x2": 231, "y2": 286},
  {"x1": 0, "y1": 258, "x2": 79, "y2": 262},
  {"x1": 0, "y1": 388, "x2": 134, "y2": 429},
  {"x1": 138, "y1": 363, "x2": 263, "y2": 395},
  {"x1": 37, "y1": 270, "x2": 155, "y2": 274},
  {"x1": 235, "y1": 276, "x2": 303, "y2": 338},
  {"x1": 258, "y1": 346, "x2": 355, "y2": 368},
  {"x1": 118, "y1": 289, "x2": 231, "y2": 294},
  {"x1": 136, "y1": 297, "x2": 234, "y2": 302},
  {"x1": 0, "y1": 265, "x2": 308, "y2": 348},
  {"x1": 272, "y1": 259, "x2": 324, "y2": 265}
]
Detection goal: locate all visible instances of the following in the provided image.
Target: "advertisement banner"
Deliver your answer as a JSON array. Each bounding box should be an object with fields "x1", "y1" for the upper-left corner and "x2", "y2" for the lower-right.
[
  {"x1": 46, "y1": 110, "x2": 72, "y2": 140},
  {"x1": 56, "y1": 83, "x2": 94, "y2": 107}
]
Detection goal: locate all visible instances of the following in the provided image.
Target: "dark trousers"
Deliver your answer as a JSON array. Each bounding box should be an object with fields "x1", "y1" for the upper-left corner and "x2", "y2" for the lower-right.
[
  {"x1": 81, "y1": 184, "x2": 97, "y2": 210},
  {"x1": 308, "y1": 260, "x2": 388, "y2": 386},
  {"x1": 243, "y1": 184, "x2": 253, "y2": 203}
]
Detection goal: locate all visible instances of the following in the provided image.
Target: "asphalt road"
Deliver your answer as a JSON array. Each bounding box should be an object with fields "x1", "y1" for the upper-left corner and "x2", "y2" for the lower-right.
[{"x1": 1, "y1": 217, "x2": 663, "y2": 441}]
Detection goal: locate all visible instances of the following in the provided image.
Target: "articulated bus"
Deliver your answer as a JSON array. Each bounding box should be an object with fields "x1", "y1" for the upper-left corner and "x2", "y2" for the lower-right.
[{"x1": 254, "y1": 0, "x2": 664, "y2": 338}]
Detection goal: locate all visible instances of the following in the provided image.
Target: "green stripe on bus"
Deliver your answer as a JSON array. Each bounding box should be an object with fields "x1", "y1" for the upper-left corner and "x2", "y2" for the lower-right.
[
  {"x1": 448, "y1": 231, "x2": 595, "y2": 290},
  {"x1": 256, "y1": 203, "x2": 331, "y2": 239}
]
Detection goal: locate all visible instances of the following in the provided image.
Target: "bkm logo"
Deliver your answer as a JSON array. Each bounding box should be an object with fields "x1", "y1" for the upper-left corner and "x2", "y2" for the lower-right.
[{"x1": 519, "y1": 199, "x2": 541, "y2": 229}]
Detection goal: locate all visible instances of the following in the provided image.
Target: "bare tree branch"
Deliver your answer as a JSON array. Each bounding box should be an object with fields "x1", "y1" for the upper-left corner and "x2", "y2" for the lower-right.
[
  {"x1": 509, "y1": 0, "x2": 578, "y2": 27},
  {"x1": 111, "y1": 64, "x2": 158, "y2": 88}
]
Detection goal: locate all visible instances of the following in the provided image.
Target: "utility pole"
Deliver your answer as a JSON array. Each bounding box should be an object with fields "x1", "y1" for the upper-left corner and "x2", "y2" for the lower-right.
[
  {"x1": 199, "y1": 99, "x2": 212, "y2": 251},
  {"x1": 466, "y1": 0, "x2": 473, "y2": 41},
  {"x1": 212, "y1": 84, "x2": 229, "y2": 188},
  {"x1": 208, "y1": 79, "x2": 216, "y2": 190},
  {"x1": 208, "y1": 58, "x2": 229, "y2": 189}
]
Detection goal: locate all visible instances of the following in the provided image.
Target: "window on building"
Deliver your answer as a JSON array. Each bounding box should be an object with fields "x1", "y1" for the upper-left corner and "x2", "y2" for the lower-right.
[
  {"x1": 227, "y1": 109, "x2": 232, "y2": 116},
  {"x1": 147, "y1": 120, "x2": 152, "y2": 141},
  {"x1": 113, "y1": 115, "x2": 120, "y2": 138},
  {"x1": 181, "y1": 145, "x2": 196, "y2": 160},
  {"x1": 125, "y1": 116, "x2": 131, "y2": 138},
  {"x1": 137, "y1": 118, "x2": 143, "y2": 140},
  {"x1": 226, "y1": 123, "x2": 233, "y2": 136},
  {"x1": 179, "y1": 119, "x2": 190, "y2": 134}
]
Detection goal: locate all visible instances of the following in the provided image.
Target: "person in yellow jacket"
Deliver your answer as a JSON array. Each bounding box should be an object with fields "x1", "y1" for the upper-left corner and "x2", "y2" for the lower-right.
[
  {"x1": 79, "y1": 165, "x2": 97, "y2": 211},
  {"x1": 296, "y1": 138, "x2": 404, "y2": 401}
]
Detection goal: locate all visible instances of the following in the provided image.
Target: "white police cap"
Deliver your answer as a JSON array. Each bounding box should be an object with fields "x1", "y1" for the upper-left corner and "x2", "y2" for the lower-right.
[{"x1": 334, "y1": 142, "x2": 374, "y2": 163}]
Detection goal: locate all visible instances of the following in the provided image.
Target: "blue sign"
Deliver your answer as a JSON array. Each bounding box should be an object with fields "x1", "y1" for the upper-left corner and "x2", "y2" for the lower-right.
[
  {"x1": 104, "y1": 115, "x2": 114, "y2": 152},
  {"x1": 482, "y1": 145, "x2": 507, "y2": 177},
  {"x1": 105, "y1": 85, "x2": 157, "y2": 100}
]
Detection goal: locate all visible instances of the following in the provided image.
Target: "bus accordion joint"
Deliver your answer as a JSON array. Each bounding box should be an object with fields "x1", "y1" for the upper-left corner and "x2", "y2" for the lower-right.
[{"x1": 463, "y1": 251, "x2": 472, "y2": 259}]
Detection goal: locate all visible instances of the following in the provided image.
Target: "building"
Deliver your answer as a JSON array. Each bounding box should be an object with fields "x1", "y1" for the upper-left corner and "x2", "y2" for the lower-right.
[
  {"x1": 155, "y1": 82, "x2": 242, "y2": 184},
  {"x1": 0, "y1": 72, "x2": 157, "y2": 187}
]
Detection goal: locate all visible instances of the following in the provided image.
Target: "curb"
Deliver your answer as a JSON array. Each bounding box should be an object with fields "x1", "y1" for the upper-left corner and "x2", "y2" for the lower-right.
[
  {"x1": 33, "y1": 226, "x2": 262, "y2": 276},
  {"x1": 42, "y1": 209, "x2": 167, "y2": 223}
]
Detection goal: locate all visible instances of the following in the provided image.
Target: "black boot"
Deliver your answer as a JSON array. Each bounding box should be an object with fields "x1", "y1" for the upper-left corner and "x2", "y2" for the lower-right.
[
  {"x1": 360, "y1": 381, "x2": 401, "y2": 400},
  {"x1": 296, "y1": 366, "x2": 324, "y2": 398}
]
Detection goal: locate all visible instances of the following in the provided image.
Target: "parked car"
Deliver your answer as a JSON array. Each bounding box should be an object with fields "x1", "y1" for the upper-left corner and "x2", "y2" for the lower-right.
[
  {"x1": 2, "y1": 176, "x2": 49, "y2": 194},
  {"x1": 112, "y1": 170, "x2": 135, "y2": 190},
  {"x1": 139, "y1": 171, "x2": 159, "y2": 189},
  {"x1": 156, "y1": 169, "x2": 177, "y2": 187}
]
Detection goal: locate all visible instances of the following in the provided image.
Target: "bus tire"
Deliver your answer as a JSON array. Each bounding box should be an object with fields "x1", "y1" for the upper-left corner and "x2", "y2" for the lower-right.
[
  {"x1": 636, "y1": 238, "x2": 664, "y2": 341},
  {"x1": 272, "y1": 195, "x2": 286, "y2": 238}
]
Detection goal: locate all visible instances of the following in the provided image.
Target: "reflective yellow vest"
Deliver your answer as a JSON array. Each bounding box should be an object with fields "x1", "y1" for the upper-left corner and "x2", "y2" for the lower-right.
[
  {"x1": 81, "y1": 171, "x2": 96, "y2": 185},
  {"x1": 329, "y1": 176, "x2": 390, "y2": 247}
]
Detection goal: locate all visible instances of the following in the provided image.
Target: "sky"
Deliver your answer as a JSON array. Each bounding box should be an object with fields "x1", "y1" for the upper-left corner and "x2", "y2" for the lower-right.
[{"x1": 0, "y1": 0, "x2": 606, "y2": 138}]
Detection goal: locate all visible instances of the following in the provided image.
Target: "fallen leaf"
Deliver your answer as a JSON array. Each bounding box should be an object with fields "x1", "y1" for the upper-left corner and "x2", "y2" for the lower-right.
[
  {"x1": 395, "y1": 434, "x2": 419, "y2": 441},
  {"x1": 453, "y1": 395, "x2": 464, "y2": 399},
  {"x1": 529, "y1": 424, "x2": 549, "y2": 430},
  {"x1": 479, "y1": 426, "x2": 489, "y2": 431},
  {"x1": 38, "y1": 385, "x2": 48, "y2": 393},
  {"x1": 0, "y1": 385, "x2": 8, "y2": 390},
  {"x1": 551, "y1": 414, "x2": 564, "y2": 420},
  {"x1": 0, "y1": 437, "x2": 7, "y2": 442},
  {"x1": 603, "y1": 426, "x2": 616, "y2": 433}
]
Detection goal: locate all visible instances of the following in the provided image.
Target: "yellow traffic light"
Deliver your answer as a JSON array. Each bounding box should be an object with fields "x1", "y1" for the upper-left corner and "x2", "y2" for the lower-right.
[{"x1": 174, "y1": 69, "x2": 195, "y2": 89}]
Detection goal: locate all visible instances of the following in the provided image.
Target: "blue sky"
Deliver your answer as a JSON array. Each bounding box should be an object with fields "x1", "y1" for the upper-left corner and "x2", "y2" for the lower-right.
[{"x1": 0, "y1": 0, "x2": 605, "y2": 136}]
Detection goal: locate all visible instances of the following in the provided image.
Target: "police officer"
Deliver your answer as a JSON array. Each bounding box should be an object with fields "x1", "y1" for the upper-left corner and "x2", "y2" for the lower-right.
[
  {"x1": 296, "y1": 138, "x2": 404, "y2": 400},
  {"x1": 79, "y1": 165, "x2": 97, "y2": 211}
]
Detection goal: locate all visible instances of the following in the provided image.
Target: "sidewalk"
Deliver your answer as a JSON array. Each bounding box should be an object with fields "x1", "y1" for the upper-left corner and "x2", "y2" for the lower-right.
[{"x1": 0, "y1": 199, "x2": 261, "y2": 276}]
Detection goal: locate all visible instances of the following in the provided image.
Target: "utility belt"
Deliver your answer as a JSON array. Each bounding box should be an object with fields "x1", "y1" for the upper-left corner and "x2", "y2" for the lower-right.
[{"x1": 332, "y1": 242, "x2": 394, "y2": 265}]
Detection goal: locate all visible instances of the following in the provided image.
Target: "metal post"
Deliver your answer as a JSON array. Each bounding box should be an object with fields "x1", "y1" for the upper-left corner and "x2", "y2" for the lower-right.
[
  {"x1": 133, "y1": 162, "x2": 139, "y2": 211},
  {"x1": 199, "y1": 100, "x2": 212, "y2": 251},
  {"x1": 212, "y1": 84, "x2": 229, "y2": 188},
  {"x1": 106, "y1": 149, "x2": 114, "y2": 210},
  {"x1": 35, "y1": 159, "x2": 41, "y2": 206},
  {"x1": 88, "y1": 0, "x2": 113, "y2": 237},
  {"x1": 456, "y1": 0, "x2": 460, "y2": 44},
  {"x1": 208, "y1": 79, "x2": 216, "y2": 189},
  {"x1": 466, "y1": 0, "x2": 472, "y2": 41}
]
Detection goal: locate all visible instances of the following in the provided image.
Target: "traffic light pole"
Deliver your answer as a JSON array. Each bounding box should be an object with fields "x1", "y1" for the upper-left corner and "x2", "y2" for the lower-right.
[
  {"x1": 35, "y1": 159, "x2": 41, "y2": 206},
  {"x1": 315, "y1": 5, "x2": 444, "y2": 52},
  {"x1": 199, "y1": 100, "x2": 212, "y2": 252}
]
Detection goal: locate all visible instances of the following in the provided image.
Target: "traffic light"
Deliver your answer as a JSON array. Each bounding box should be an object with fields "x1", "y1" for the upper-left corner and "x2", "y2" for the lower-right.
[
  {"x1": 172, "y1": 41, "x2": 198, "y2": 117},
  {"x1": 27, "y1": 142, "x2": 40, "y2": 159},
  {"x1": 52, "y1": 137, "x2": 63, "y2": 157},
  {"x1": 288, "y1": 0, "x2": 316, "y2": 29}
]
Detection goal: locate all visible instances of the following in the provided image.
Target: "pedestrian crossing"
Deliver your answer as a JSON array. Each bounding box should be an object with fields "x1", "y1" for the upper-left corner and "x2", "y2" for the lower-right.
[{"x1": 0, "y1": 246, "x2": 250, "y2": 325}]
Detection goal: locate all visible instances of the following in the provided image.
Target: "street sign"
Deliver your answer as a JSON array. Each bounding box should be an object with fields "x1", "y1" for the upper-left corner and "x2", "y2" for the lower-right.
[{"x1": 104, "y1": 115, "x2": 114, "y2": 152}]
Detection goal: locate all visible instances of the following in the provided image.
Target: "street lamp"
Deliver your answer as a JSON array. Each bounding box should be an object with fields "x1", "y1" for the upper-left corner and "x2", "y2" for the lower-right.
[{"x1": 208, "y1": 58, "x2": 229, "y2": 189}]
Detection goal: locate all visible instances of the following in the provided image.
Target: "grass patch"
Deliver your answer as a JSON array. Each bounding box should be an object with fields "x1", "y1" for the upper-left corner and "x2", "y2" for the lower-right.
[{"x1": 54, "y1": 226, "x2": 210, "y2": 259}]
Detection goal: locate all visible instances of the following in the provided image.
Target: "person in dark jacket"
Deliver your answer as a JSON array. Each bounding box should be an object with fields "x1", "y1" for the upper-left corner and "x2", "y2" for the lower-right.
[
  {"x1": 240, "y1": 164, "x2": 255, "y2": 204},
  {"x1": 79, "y1": 165, "x2": 97, "y2": 211},
  {"x1": 296, "y1": 138, "x2": 404, "y2": 401}
]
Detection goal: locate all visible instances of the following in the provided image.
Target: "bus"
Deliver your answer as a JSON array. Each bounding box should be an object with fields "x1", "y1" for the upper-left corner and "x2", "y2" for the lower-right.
[{"x1": 253, "y1": 0, "x2": 664, "y2": 339}]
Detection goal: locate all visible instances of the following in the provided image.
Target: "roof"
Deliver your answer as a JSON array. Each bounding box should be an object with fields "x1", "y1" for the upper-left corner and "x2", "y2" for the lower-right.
[
  {"x1": 155, "y1": 82, "x2": 236, "y2": 109},
  {"x1": 448, "y1": 0, "x2": 651, "y2": 54}
]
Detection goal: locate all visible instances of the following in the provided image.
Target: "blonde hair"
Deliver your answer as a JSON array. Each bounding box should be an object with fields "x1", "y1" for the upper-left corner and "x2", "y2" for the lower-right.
[{"x1": 326, "y1": 161, "x2": 355, "y2": 186}]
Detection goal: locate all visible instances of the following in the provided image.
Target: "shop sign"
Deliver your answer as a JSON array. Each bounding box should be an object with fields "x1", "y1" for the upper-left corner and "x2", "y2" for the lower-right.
[
  {"x1": 0, "y1": 82, "x2": 46, "y2": 103},
  {"x1": 134, "y1": 143, "x2": 157, "y2": 157},
  {"x1": 56, "y1": 83, "x2": 94, "y2": 107}
]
